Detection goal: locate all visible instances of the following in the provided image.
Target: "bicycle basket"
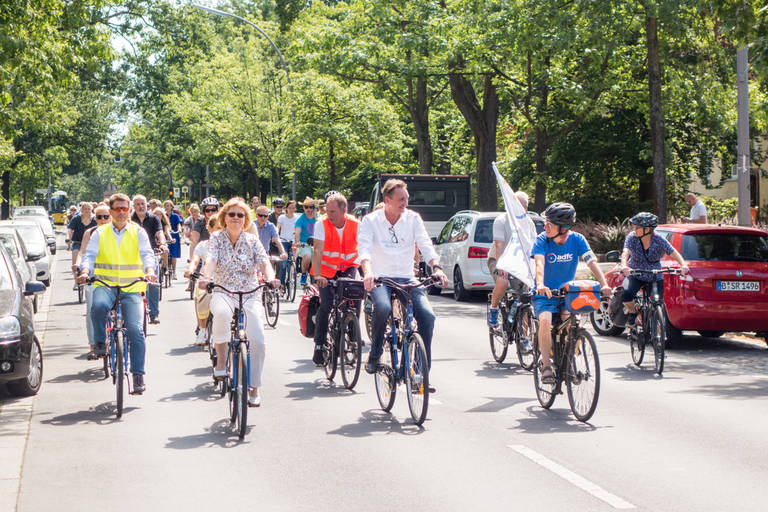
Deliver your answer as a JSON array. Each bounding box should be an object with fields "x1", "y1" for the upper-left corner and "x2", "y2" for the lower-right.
[
  {"x1": 339, "y1": 279, "x2": 366, "y2": 301},
  {"x1": 562, "y1": 280, "x2": 601, "y2": 313}
]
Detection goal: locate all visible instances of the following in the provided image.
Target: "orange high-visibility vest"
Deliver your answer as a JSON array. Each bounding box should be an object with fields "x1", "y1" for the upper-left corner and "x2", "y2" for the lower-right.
[{"x1": 320, "y1": 215, "x2": 359, "y2": 278}]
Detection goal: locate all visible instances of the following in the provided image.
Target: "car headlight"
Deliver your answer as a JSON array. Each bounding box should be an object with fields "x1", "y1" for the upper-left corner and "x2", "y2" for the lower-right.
[{"x1": 0, "y1": 316, "x2": 21, "y2": 339}]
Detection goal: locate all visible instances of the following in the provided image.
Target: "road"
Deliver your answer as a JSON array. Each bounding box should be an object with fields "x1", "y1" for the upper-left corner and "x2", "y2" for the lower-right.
[{"x1": 2, "y1": 236, "x2": 768, "y2": 511}]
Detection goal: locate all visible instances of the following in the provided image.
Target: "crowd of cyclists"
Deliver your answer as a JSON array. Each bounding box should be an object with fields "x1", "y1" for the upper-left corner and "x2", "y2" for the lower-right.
[{"x1": 64, "y1": 178, "x2": 691, "y2": 424}]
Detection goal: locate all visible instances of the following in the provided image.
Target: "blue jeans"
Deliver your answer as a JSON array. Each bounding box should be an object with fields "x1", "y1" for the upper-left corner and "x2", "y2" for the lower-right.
[
  {"x1": 84, "y1": 284, "x2": 94, "y2": 346},
  {"x1": 279, "y1": 241, "x2": 292, "y2": 283},
  {"x1": 369, "y1": 277, "x2": 436, "y2": 369},
  {"x1": 91, "y1": 286, "x2": 147, "y2": 375},
  {"x1": 146, "y1": 281, "x2": 159, "y2": 319}
]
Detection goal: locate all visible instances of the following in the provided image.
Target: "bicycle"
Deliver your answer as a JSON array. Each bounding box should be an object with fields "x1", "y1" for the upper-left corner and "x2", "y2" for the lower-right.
[
  {"x1": 153, "y1": 250, "x2": 164, "y2": 301},
  {"x1": 487, "y1": 289, "x2": 536, "y2": 370},
  {"x1": 319, "y1": 277, "x2": 364, "y2": 390},
  {"x1": 373, "y1": 276, "x2": 437, "y2": 426},
  {"x1": 76, "y1": 281, "x2": 84, "y2": 304},
  {"x1": 262, "y1": 265, "x2": 280, "y2": 328},
  {"x1": 532, "y1": 285, "x2": 602, "y2": 422},
  {"x1": 294, "y1": 241, "x2": 312, "y2": 287},
  {"x1": 205, "y1": 282, "x2": 273, "y2": 439},
  {"x1": 89, "y1": 277, "x2": 147, "y2": 419},
  {"x1": 281, "y1": 246, "x2": 297, "y2": 303},
  {"x1": 625, "y1": 268, "x2": 682, "y2": 375}
]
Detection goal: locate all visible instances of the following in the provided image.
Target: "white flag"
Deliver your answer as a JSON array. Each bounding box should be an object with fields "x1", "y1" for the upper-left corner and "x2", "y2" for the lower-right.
[{"x1": 492, "y1": 162, "x2": 537, "y2": 288}]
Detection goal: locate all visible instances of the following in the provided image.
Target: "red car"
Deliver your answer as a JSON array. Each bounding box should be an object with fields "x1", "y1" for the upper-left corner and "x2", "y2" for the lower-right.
[{"x1": 593, "y1": 224, "x2": 768, "y2": 344}]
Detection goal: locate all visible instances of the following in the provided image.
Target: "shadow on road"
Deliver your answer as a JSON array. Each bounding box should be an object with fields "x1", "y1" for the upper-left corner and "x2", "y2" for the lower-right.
[
  {"x1": 474, "y1": 360, "x2": 529, "y2": 380},
  {"x1": 327, "y1": 409, "x2": 424, "y2": 437},
  {"x1": 512, "y1": 406, "x2": 606, "y2": 434},
  {"x1": 165, "y1": 419, "x2": 247, "y2": 449},
  {"x1": 466, "y1": 396, "x2": 531, "y2": 413},
  {"x1": 288, "y1": 358, "x2": 321, "y2": 375},
  {"x1": 429, "y1": 297, "x2": 486, "y2": 320},
  {"x1": 605, "y1": 365, "x2": 681, "y2": 381},
  {"x1": 284, "y1": 380, "x2": 355, "y2": 401},
  {"x1": 158, "y1": 382, "x2": 219, "y2": 403},
  {"x1": 40, "y1": 402, "x2": 137, "y2": 425},
  {"x1": 186, "y1": 365, "x2": 213, "y2": 377},
  {"x1": 682, "y1": 379, "x2": 768, "y2": 399},
  {"x1": 167, "y1": 345, "x2": 204, "y2": 357},
  {"x1": 47, "y1": 367, "x2": 105, "y2": 384}
]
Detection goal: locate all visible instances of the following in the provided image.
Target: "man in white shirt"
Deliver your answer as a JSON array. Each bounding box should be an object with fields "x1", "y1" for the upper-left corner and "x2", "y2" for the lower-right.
[
  {"x1": 358, "y1": 179, "x2": 448, "y2": 386},
  {"x1": 277, "y1": 200, "x2": 297, "y2": 285},
  {"x1": 685, "y1": 193, "x2": 707, "y2": 224}
]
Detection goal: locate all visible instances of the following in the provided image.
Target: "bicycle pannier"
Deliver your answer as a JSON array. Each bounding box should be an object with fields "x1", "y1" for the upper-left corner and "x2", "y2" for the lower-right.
[
  {"x1": 562, "y1": 280, "x2": 601, "y2": 313},
  {"x1": 299, "y1": 285, "x2": 320, "y2": 338}
]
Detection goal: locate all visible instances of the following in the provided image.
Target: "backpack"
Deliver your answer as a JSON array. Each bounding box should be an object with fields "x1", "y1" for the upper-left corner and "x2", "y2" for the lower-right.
[{"x1": 298, "y1": 285, "x2": 321, "y2": 338}]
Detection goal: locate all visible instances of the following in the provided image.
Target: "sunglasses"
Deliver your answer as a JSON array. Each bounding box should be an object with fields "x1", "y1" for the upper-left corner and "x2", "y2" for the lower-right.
[
  {"x1": 204, "y1": 207, "x2": 218, "y2": 213},
  {"x1": 95, "y1": 214, "x2": 110, "y2": 220},
  {"x1": 304, "y1": 206, "x2": 315, "y2": 210},
  {"x1": 227, "y1": 212, "x2": 245, "y2": 218},
  {"x1": 111, "y1": 207, "x2": 129, "y2": 213},
  {"x1": 257, "y1": 213, "x2": 268, "y2": 218}
]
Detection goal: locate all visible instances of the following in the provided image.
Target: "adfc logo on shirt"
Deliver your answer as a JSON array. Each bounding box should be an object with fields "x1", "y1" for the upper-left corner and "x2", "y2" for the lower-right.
[{"x1": 546, "y1": 253, "x2": 574, "y2": 264}]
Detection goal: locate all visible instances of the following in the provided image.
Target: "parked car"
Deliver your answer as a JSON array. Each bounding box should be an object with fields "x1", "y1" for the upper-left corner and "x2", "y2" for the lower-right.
[
  {"x1": 13, "y1": 206, "x2": 48, "y2": 219},
  {"x1": 591, "y1": 223, "x2": 768, "y2": 344},
  {"x1": 0, "y1": 243, "x2": 46, "y2": 396},
  {"x1": 352, "y1": 202, "x2": 370, "y2": 219},
  {"x1": 25, "y1": 216, "x2": 57, "y2": 255},
  {"x1": 0, "y1": 227, "x2": 41, "y2": 313},
  {"x1": 0, "y1": 221, "x2": 51, "y2": 287},
  {"x1": 432, "y1": 210, "x2": 544, "y2": 301}
]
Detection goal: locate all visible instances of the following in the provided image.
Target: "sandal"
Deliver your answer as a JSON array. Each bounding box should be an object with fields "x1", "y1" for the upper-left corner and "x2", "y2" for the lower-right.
[
  {"x1": 213, "y1": 368, "x2": 227, "y2": 380},
  {"x1": 86, "y1": 350, "x2": 98, "y2": 361},
  {"x1": 540, "y1": 365, "x2": 555, "y2": 385}
]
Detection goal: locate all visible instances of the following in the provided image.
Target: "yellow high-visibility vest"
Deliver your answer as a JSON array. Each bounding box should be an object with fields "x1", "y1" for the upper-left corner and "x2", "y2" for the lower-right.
[{"x1": 93, "y1": 223, "x2": 146, "y2": 293}]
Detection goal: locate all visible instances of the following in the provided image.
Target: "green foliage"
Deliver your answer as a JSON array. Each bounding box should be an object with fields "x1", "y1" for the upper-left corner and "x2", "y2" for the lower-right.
[{"x1": 573, "y1": 218, "x2": 632, "y2": 254}]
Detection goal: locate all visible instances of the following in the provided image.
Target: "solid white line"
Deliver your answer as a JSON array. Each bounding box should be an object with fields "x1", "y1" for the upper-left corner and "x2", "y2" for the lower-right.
[{"x1": 508, "y1": 445, "x2": 635, "y2": 510}]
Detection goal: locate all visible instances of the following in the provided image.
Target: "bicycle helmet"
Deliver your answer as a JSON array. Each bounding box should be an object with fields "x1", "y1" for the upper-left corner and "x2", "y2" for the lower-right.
[
  {"x1": 201, "y1": 196, "x2": 219, "y2": 208},
  {"x1": 324, "y1": 190, "x2": 339, "y2": 202},
  {"x1": 272, "y1": 197, "x2": 285, "y2": 206},
  {"x1": 629, "y1": 212, "x2": 658, "y2": 228},
  {"x1": 543, "y1": 202, "x2": 576, "y2": 228}
]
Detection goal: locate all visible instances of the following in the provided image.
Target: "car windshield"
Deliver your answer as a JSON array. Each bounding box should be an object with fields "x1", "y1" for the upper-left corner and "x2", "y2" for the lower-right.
[
  {"x1": 10, "y1": 225, "x2": 45, "y2": 251},
  {"x1": 0, "y1": 234, "x2": 19, "y2": 258},
  {"x1": 474, "y1": 219, "x2": 494, "y2": 243},
  {"x1": 0, "y1": 254, "x2": 12, "y2": 290},
  {"x1": 681, "y1": 233, "x2": 768, "y2": 262},
  {"x1": 30, "y1": 217, "x2": 53, "y2": 235},
  {"x1": 14, "y1": 207, "x2": 46, "y2": 217}
]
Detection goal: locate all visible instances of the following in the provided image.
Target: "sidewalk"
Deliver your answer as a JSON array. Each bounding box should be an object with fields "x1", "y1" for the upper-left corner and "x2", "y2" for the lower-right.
[{"x1": 0, "y1": 234, "x2": 58, "y2": 509}]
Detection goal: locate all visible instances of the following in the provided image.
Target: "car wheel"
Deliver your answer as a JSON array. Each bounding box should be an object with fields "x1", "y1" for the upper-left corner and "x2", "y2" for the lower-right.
[
  {"x1": 589, "y1": 300, "x2": 624, "y2": 336},
  {"x1": 665, "y1": 315, "x2": 682, "y2": 348},
  {"x1": 453, "y1": 266, "x2": 471, "y2": 302},
  {"x1": 697, "y1": 330, "x2": 724, "y2": 339},
  {"x1": 7, "y1": 337, "x2": 43, "y2": 397}
]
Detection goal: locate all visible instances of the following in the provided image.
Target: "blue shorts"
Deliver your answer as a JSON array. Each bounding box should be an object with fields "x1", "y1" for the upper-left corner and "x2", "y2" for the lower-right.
[
  {"x1": 532, "y1": 295, "x2": 561, "y2": 317},
  {"x1": 71, "y1": 242, "x2": 81, "y2": 251}
]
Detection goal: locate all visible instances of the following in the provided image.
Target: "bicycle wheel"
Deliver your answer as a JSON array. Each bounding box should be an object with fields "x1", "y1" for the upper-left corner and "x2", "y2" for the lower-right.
[
  {"x1": 165, "y1": 269, "x2": 171, "y2": 288},
  {"x1": 263, "y1": 288, "x2": 279, "y2": 328},
  {"x1": 650, "y1": 305, "x2": 666, "y2": 375},
  {"x1": 363, "y1": 296, "x2": 374, "y2": 341},
  {"x1": 189, "y1": 278, "x2": 195, "y2": 300},
  {"x1": 374, "y1": 341, "x2": 396, "y2": 412},
  {"x1": 142, "y1": 303, "x2": 148, "y2": 336},
  {"x1": 323, "y1": 319, "x2": 338, "y2": 381},
  {"x1": 235, "y1": 347, "x2": 248, "y2": 439},
  {"x1": 157, "y1": 280, "x2": 163, "y2": 302},
  {"x1": 532, "y1": 335, "x2": 556, "y2": 409},
  {"x1": 286, "y1": 263, "x2": 297, "y2": 302},
  {"x1": 566, "y1": 329, "x2": 600, "y2": 422},
  {"x1": 340, "y1": 313, "x2": 362, "y2": 390},
  {"x1": 405, "y1": 333, "x2": 430, "y2": 425},
  {"x1": 114, "y1": 332, "x2": 125, "y2": 419},
  {"x1": 630, "y1": 320, "x2": 645, "y2": 367},
  {"x1": 489, "y1": 303, "x2": 508, "y2": 363},
  {"x1": 515, "y1": 306, "x2": 536, "y2": 371},
  {"x1": 77, "y1": 284, "x2": 84, "y2": 304}
]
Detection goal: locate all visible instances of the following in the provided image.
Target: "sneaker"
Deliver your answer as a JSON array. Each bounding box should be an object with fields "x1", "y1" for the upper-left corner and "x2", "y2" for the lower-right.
[
  {"x1": 365, "y1": 356, "x2": 379, "y2": 374},
  {"x1": 300, "y1": 273, "x2": 307, "y2": 286},
  {"x1": 195, "y1": 328, "x2": 207, "y2": 345},
  {"x1": 312, "y1": 344, "x2": 325, "y2": 365},
  {"x1": 172, "y1": 272, "x2": 177, "y2": 280},
  {"x1": 487, "y1": 307, "x2": 499, "y2": 327},
  {"x1": 149, "y1": 317, "x2": 160, "y2": 325},
  {"x1": 185, "y1": 283, "x2": 193, "y2": 292},
  {"x1": 132, "y1": 374, "x2": 146, "y2": 394},
  {"x1": 94, "y1": 341, "x2": 107, "y2": 357}
]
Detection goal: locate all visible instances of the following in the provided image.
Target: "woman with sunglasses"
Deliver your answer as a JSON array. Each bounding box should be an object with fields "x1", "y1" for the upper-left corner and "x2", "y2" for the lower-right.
[
  {"x1": 198, "y1": 197, "x2": 280, "y2": 407},
  {"x1": 76, "y1": 203, "x2": 112, "y2": 359}
]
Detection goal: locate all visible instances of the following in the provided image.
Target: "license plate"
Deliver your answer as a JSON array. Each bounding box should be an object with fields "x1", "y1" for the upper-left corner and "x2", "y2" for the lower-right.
[{"x1": 716, "y1": 281, "x2": 760, "y2": 292}]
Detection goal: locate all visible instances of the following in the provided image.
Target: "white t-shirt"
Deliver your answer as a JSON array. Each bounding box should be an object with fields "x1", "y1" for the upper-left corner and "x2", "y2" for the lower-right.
[
  {"x1": 313, "y1": 219, "x2": 345, "y2": 241},
  {"x1": 194, "y1": 240, "x2": 209, "y2": 260},
  {"x1": 277, "y1": 214, "x2": 297, "y2": 242},
  {"x1": 690, "y1": 200, "x2": 707, "y2": 223}
]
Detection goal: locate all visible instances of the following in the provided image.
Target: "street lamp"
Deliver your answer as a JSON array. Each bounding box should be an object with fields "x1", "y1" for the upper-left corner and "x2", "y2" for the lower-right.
[{"x1": 191, "y1": 3, "x2": 296, "y2": 201}]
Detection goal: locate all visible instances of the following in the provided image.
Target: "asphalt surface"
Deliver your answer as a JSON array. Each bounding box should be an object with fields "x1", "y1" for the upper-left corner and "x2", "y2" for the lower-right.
[{"x1": 2, "y1": 236, "x2": 768, "y2": 511}]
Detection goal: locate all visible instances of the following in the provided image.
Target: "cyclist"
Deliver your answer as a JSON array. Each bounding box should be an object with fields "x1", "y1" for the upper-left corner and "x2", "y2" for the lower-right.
[
  {"x1": 183, "y1": 203, "x2": 200, "y2": 243},
  {"x1": 294, "y1": 197, "x2": 318, "y2": 286},
  {"x1": 276, "y1": 200, "x2": 297, "y2": 284},
  {"x1": 532, "y1": 202, "x2": 611, "y2": 384},
  {"x1": 75, "y1": 203, "x2": 112, "y2": 360},
  {"x1": 132, "y1": 195, "x2": 167, "y2": 324},
  {"x1": 268, "y1": 197, "x2": 283, "y2": 226},
  {"x1": 619, "y1": 212, "x2": 689, "y2": 337},
  {"x1": 188, "y1": 197, "x2": 220, "y2": 291},
  {"x1": 185, "y1": 216, "x2": 220, "y2": 345},
  {"x1": 77, "y1": 193, "x2": 157, "y2": 394},
  {"x1": 198, "y1": 197, "x2": 280, "y2": 407},
  {"x1": 152, "y1": 206, "x2": 172, "y2": 281},
  {"x1": 359, "y1": 179, "x2": 448, "y2": 388},
  {"x1": 67, "y1": 202, "x2": 96, "y2": 286},
  {"x1": 310, "y1": 192, "x2": 360, "y2": 365},
  {"x1": 164, "y1": 200, "x2": 184, "y2": 279},
  {"x1": 487, "y1": 191, "x2": 535, "y2": 348},
  {"x1": 254, "y1": 205, "x2": 287, "y2": 267}
]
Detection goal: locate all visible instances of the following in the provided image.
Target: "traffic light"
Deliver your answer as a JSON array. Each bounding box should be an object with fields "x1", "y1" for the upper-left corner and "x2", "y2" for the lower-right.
[{"x1": 168, "y1": 188, "x2": 174, "y2": 198}]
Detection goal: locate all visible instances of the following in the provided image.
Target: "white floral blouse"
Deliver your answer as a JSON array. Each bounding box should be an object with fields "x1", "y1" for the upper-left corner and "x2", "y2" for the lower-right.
[{"x1": 207, "y1": 230, "x2": 268, "y2": 296}]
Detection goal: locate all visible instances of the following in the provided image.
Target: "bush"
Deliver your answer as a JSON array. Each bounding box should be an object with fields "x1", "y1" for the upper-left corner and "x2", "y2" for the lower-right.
[{"x1": 573, "y1": 218, "x2": 630, "y2": 254}]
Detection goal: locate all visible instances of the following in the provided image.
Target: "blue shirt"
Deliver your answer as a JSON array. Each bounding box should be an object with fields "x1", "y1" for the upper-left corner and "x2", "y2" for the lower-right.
[
  {"x1": 531, "y1": 232, "x2": 593, "y2": 290},
  {"x1": 624, "y1": 232, "x2": 674, "y2": 282},
  {"x1": 294, "y1": 214, "x2": 316, "y2": 243},
  {"x1": 255, "y1": 221, "x2": 279, "y2": 253}
]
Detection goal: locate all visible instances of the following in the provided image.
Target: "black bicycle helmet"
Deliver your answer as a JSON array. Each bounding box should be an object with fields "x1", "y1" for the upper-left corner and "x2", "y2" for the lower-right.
[
  {"x1": 272, "y1": 197, "x2": 285, "y2": 206},
  {"x1": 629, "y1": 212, "x2": 658, "y2": 228},
  {"x1": 543, "y1": 202, "x2": 576, "y2": 227}
]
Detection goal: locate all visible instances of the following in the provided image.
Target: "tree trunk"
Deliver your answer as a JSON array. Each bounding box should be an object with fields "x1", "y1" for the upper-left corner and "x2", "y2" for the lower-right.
[
  {"x1": 1, "y1": 170, "x2": 9, "y2": 219},
  {"x1": 646, "y1": 15, "x2": 667, "y2": 222},
  {"x1": 409, "y1": 76, "x2": 434, "y2": 174},
  {"x1": 328, "y1": 138, "x2": 337, "y2": 189},
  {"x1": 448, "y1": 71, "x2": 498, "y2": 211},
  {"x1": 534, "y1": 129, "x2": 548, "y2": 212}
]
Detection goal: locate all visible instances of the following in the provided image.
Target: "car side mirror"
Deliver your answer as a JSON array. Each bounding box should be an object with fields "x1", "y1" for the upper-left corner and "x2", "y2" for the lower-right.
[
  {"x1": 26, "y1": 252, "x2": 43, "y2": 262},
  {"x1": 24, "y1": 281, "x2": 46, "y2": 296},
  {"x1": 605, "y1": 250, "x2": 620, "y2": 263},
  {"x1": 431, "y1": 236, "x2": 438, "y2": 245}
]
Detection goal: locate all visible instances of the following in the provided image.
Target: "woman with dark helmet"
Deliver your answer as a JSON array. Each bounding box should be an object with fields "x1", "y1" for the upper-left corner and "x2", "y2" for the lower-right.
[{"x1": 620, "y1": 212, "x2": 689, "y2": 335}]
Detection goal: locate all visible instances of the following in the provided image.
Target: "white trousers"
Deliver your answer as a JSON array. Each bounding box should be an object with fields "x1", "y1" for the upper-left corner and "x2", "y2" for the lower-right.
[{"x1": 210, "y1": 292, "x2": 266, "y2": 388}]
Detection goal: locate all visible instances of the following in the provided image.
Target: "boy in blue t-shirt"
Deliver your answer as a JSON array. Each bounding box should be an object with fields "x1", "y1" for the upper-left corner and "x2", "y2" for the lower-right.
[
  {"x1": 532, "y1": 203, "x2": 611, "y2": 384},
  {"x1": 293, "y1": 197, "x2": 317, "y2": 285}
]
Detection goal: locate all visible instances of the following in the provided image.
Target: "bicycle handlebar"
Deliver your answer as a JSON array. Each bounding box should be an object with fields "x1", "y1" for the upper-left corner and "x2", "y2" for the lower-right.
[
  {"x1": 627, "y1": 268, "x2": 684, "y2": 276},
  {"x1": 375, "y1": 275, "x2": 440, "y2": 291},
  {"x1": 88, "y1": 277, "x2": 147, "y2": 289},
  {"x1": 206, "y1": 282, "x2": 272, "y2": 295}
]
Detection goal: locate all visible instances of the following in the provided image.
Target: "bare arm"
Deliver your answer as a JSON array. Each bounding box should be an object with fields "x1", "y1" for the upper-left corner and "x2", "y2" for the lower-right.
[{"x1": 534, "y1": 254, "x2": 550, "y2": 298}]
